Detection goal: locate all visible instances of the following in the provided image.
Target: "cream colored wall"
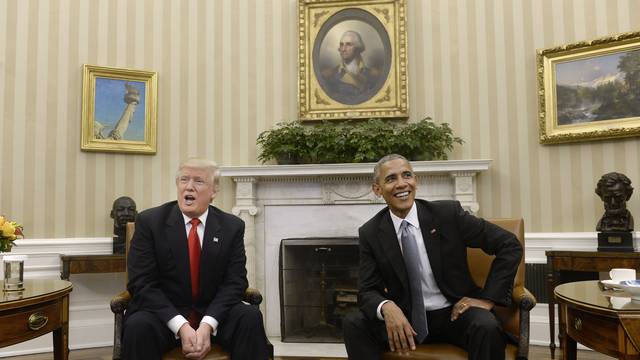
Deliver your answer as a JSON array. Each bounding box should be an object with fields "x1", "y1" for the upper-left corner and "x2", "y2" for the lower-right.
[{"x1": 0, "y1": 0, "x2": 639, "y2": 238}]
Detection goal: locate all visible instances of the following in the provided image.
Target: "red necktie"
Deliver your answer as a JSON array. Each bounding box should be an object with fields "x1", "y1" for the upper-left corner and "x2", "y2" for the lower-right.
[
  {"x1": 188, "y1": 218, "x2": 202, "y2": 328},
  {"x1": 188, "y1": 218, "x2": 201, "y2": 300}
]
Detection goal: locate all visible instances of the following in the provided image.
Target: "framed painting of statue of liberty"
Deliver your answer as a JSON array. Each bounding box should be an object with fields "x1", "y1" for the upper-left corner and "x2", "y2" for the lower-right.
[
  {"x1": 81, "y1": 64, "x2": 158, "y2": 154},
  {"x1": 537, "y1": 31, "x2": 640, "y2": 144},
  {"x1": 298, "y1": 0, "x2": 408, "y2": 121}
]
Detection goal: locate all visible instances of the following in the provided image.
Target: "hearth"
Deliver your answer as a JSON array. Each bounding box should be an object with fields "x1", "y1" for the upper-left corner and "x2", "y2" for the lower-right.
[{"x1": 279, "y1": 238, "x2": 359, "y2": 343}]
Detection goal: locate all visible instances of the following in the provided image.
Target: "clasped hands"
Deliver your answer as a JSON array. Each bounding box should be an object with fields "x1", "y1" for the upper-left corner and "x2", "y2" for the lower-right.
[
  {"x1": 178, "y1": 322, "x2": 213, "y2": 360},
  {"x1": 382, "y1": 297, "x2": 494, "y2": 353}
]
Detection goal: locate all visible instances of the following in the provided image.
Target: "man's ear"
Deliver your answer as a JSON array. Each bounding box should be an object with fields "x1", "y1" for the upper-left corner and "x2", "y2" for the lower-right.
[{"x1": 372, "y1": 183, "x2": 382, "y2": 197}]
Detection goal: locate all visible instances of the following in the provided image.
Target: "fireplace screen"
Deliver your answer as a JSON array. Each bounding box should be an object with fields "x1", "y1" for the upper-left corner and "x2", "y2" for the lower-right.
[{"x1": 279, "y1": 238, "x2": 359, "y2": 343}]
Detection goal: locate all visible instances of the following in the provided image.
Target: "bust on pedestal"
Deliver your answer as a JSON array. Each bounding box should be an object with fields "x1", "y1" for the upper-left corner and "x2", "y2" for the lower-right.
[
  {"x1": 110, "y1": 196, "x2": 137, "y2": 254},
  {"x1": 595, "y1": 172, "x2": 635, "y2": 252}
]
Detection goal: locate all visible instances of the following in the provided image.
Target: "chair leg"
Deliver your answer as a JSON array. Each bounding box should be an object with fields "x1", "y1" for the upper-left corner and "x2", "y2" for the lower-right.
[
  {"x1": 516, "y1": 298, "x2": 534, "y2": 360},
  {"x1": 113, "y1": 313, "x2": 123, "y2": 360}
]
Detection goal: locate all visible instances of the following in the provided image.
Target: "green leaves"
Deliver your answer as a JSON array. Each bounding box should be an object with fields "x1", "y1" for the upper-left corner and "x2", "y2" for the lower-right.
[{"x1": 256, "y1": 117, "x2": 463, "y2": 164}]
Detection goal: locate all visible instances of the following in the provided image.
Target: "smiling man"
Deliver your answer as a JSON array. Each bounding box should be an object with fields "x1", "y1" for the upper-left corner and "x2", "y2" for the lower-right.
[
  {"x1": 122, "y1": 158, "x2": 269, "y2": 360},
  {"x1": 343, "y1": 154, "x2": 522, "y2": 360}
]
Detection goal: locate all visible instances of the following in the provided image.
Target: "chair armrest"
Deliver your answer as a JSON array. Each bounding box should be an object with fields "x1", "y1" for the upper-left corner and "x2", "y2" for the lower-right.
[
  {"x1": 512, "y1": 286, "x2": 536, "y2": 311},
  {"x1": 110, "y1": 290, "x2": 131, "y2": 314},
  {"x1": 244, "y1": 287, "x2": 263, "y2": 306},
  {"x1": 513, "y1": 286, "x2": 536, "y2": 360}
]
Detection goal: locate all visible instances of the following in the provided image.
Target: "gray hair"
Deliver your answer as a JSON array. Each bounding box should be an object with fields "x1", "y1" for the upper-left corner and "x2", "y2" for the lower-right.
[
  {"x1": 176, "y1": 157, "x2": 221, "y2": 188},
  {"x1": 373, "y1": 154, "x2": 410, "y2": 183},
  {"x1": 341, "y1": 30, "x2": 365, "y2": 53}
]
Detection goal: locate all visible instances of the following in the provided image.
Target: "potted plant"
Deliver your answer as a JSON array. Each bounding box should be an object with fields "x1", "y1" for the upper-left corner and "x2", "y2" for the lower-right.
[
  {"x1": 256, "y1": 121, "x2": 311, "y2": 164},
  {"x1": 256, "y1": 117, "x2": 463, "y2": 164}
]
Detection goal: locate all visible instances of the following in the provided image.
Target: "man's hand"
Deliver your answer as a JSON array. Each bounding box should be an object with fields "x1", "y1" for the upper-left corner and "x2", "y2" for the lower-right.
[
  {"x1": 381, "y1": 301, "x2": 417, "y2": 352},
  {"x1": 450, "y1": 297, "x2": 494, "y2": 321},
  {"x1": 179, "y1": 323, "x2": 213, "y2": 360}
]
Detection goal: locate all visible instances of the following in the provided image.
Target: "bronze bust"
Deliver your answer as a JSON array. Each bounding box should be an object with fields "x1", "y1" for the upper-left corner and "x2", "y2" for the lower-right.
[
  {"x1": 110, "y1": 196, "x2": 138, "y2": 254},
  {"x1": 595, "y1": 172, "x2": 634, "y2": 232}
]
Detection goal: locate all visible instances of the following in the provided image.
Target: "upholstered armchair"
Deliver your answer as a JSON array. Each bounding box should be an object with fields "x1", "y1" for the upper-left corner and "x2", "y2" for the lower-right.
[
  {"x1": 382, "y1": 218, "x2": 536, "y2": 360},
  {"x1": 110, "y1": 222, "x2": 272, "y2": 360}
]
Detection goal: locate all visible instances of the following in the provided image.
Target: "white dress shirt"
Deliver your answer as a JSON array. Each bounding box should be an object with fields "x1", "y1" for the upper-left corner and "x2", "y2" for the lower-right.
[
  {"x1": 167, "y1": 208, "x2": 219, "y2": 336},
  {"x1": 377, "y1": 202, "x2": 451, "y2": 320}
]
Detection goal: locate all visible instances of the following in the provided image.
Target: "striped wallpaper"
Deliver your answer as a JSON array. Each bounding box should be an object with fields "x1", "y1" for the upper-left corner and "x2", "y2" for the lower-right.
[{"x1": 0, "y1": 0, "x2": 639, "y2": 238}]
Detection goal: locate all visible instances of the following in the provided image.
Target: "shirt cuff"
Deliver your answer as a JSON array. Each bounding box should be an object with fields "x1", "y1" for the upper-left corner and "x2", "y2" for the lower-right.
[
  {"x1": 201, "y1": 315, "x2": 219, "y2": 336},
  {"x1": 167, "y1": 315, "x2": 188, "y2": 337},
  {"x1": 377, "y1": 300, "x2": 390, "y2": 320}
]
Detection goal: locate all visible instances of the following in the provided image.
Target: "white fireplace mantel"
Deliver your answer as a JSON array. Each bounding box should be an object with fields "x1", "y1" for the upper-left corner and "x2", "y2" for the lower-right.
[{"x1": 220, "y1": 159, "x2": 491, "y2": 337}]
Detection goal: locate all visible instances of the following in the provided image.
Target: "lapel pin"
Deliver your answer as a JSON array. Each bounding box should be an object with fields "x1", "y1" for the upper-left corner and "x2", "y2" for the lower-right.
[
  {"x1": 430, "y1": 229, "x2": 436, "y2": 234},
  {"x1": 213, "y1": 237, "x2": 219, "y2": 243}
]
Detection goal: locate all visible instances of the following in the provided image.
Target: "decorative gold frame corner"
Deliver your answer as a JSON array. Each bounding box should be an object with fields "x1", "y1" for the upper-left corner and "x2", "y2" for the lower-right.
[
  {"x1": 537, "y1": 31, "x2": 640, "y2": 144},
  {"x1": 81, "y1": 64, "x2": 158, "y2": 154},
  {"x1": 298, "y1": 0, "x2": 408, "y2": 121}
]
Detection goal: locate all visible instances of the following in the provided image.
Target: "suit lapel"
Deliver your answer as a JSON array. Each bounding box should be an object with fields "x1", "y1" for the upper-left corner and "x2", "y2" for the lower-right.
[
  {"x1": 378, "y1": 211, "x2": 410, "y2": 291},
  {"x1": 417, "y1": 201, "x2": 443, "y2": 283},
  {"x1": 201, "y1": 206, "x2": 222, "y2": 273},
  {"x1": 166, "y1": 204, "x2": 191, "y2": 289}
]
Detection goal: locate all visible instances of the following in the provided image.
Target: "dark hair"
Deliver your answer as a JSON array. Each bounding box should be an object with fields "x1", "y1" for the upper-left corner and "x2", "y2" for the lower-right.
[
  {"x1": 373, "y1": 154, "x2": 410, "y2": 183},
  {"x1": 595, "y1": 172, "x2": 634, "y2": 200}
]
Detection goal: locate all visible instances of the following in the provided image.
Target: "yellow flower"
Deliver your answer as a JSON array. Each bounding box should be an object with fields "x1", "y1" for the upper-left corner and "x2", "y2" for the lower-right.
[
  {"x1": 1, "y1": 221, "x2": 15, "y2": 236},
  {"x1": 0, "y1": 216, "x2": 23, "y2": 252}
]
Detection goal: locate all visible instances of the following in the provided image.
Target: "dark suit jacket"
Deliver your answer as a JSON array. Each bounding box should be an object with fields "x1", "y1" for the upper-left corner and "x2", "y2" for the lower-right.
[
  {"x1": 357, "y1": 199, "x2": 522, "y2": 322},
  {"x1": 126, "y1": 201, "x2": 248, "y2": 326}
]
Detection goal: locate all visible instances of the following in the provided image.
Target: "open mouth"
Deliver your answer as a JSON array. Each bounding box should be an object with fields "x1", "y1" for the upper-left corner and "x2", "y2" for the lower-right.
[
  {"x1": 394, "y1": 191, "x2": 410, "y2": 199},
  {"x1": 184, "y1": 195, "x2": 196, "y2": 206}
]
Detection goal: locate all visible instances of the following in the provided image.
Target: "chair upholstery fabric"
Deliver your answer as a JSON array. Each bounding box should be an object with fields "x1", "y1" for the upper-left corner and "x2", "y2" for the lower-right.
[
  {"x1": 382, "y1": 218, "x2": 536, "y2": 360},
  {"x1": 110, "y1": 222, "x2": 270, "y2": 360}
]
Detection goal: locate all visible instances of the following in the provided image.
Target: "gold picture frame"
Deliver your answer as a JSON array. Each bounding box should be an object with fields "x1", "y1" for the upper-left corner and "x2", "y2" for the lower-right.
[
  {"x1": 298, "y1": 0, "x2": 408, "y2": 121},
  {"x1": 537, "y1": 31, "x2": 640, "y2": 144},
  {"x1": 81, "y1": 64, "x2": 158, "y2": 154}
]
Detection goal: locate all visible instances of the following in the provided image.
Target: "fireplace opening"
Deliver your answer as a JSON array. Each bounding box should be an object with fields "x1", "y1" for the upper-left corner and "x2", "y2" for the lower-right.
[{"x1": 279, "y1": 238, "x2": 359, "y2": 343}]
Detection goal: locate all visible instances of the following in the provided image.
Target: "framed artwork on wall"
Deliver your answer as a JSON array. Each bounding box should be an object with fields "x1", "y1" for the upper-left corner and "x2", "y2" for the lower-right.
[
  {"x1": 537, "y1": 31, "x2": 640, "y2": 144},
  {"x1": 298, "y1": 0, "x2": 408, "y2": 121},
  {"x1": 81, "y1": 64, "x2": 158, "y2": 154}
]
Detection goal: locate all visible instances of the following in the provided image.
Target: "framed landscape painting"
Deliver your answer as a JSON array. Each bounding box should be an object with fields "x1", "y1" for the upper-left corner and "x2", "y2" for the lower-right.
[
  {"x1": 298, "y1": 0, "x2": 408, "y2": 121},
  {"x1": 537, "y1": 31, "x2": 640, "y2": 144},
  {"x1": 81, "y1": 65, "x2": 158, "y2": 154}
]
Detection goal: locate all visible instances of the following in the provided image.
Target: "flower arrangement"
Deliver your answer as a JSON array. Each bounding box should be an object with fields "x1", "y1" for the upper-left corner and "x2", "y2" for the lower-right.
[{"x1": 0, "y1": 216, "x2": 24, "y2": 252}]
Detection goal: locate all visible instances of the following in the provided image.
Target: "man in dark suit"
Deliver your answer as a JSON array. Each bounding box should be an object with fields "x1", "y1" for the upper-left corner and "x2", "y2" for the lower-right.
[
  {"x1": 343, "y1": 154, "x2": 522, "y2": 360},
  {"x1": 123, "y1": 158, "x2": 269, "y2": 360}
]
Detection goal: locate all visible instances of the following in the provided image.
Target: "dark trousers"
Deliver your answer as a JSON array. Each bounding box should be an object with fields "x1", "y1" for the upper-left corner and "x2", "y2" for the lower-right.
[
  {"x1": 343, "y1": 306, "x2": 506, "y2": 360},
  {"x1": 122, "y1": 302, "x2": 269, "y2": 360}
]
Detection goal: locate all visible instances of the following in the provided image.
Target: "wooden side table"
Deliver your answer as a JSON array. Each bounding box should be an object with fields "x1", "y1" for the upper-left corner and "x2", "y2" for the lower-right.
[
  {"x1": 60, "y1": 254, "x2": 125, "y2": 280},
  {"x1": 546, "y1": 251, "x2": 640, "y2": 358},
  {"x1": 0, "y1": 279, "x2": 72, "y2": 359},
  {"x1": 555, "y1": 280, "x2": 640, "y2": 360}
]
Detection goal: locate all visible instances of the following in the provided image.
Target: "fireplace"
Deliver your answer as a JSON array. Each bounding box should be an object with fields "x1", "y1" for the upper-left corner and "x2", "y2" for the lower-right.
[
  {"x1": 220, "y1": 160, "x2": 490, "y2": 337},
  {"x1": 279, "y1": 238, "x2": 359, "y2": 343}
]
